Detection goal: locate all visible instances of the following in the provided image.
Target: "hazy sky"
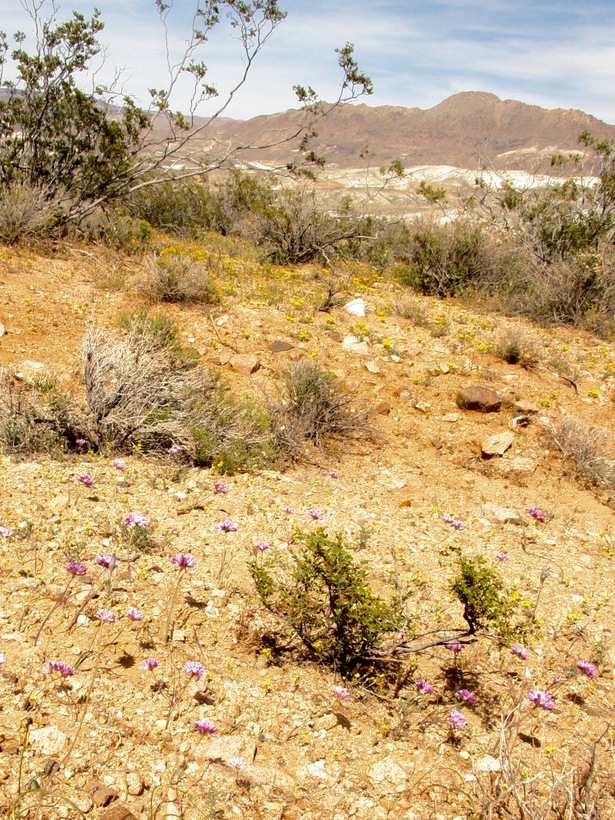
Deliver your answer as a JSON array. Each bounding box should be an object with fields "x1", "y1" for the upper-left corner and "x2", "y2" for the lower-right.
[{"x1": 2, "y1": 0, "x2": 614, "y2": 123}]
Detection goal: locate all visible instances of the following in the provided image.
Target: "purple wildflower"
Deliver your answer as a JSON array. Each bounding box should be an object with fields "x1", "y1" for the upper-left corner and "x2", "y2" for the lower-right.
[
  {"x1": 447, "y1": 710, "x2": 467, "y2": 729},
  {"x1": 123, "y1": 511, "x2": 148, "y2": 529},
  {"x1": 140, "y1": 657, "x2": 160, "y2": 672},
  {"x1": 526, "y1": 506, "x2": 546, "y2": 523},
  {"x1": 43, "y1": 660, "x2": 75, "y2": 677},
  {"x1": 76, "y1": 474, "x2": 93, "y2": 487},
  {"x1": 167, "y1": 443, "x2": 183, "y2": 456},
  {"x1": 214, "y1": 481, "x2": 227, "y2": 495},
  {"x1": 112, "y1": 459, "x2": 126, "y2": 471},
  {"x1": 75, "y1": 438, "x2": 86, "y2": 447},
  {"x1": 510, "y1": 645, "x2": 529, "y2": 660},
  {"x1": 495, "y1": 551, "x2": 509, "y2": 562},
  {"x1": 216, "y1": 519, "x2": 237, "y2": 533},
  {"x1": 457, "y1": 689, "x2": 476, "y2": 705},
  {"x1": 332, "y1": 685, "x2": 350, "y2": 700},
  {"x1": 184, "y1": 660, "x2": 205, "y2": 678},
  {"x1": 227, "y1": 757, "x2": 245, "y2": 770},
  {"x1": 95, "y1": 554, "x2": 118, "y2": 571},
  {"x1": 308, "y1": 509, "x2": 324, "y2": 520},
  {"x1": 527, "y1": 689, "x2": 554, "y2": 711},
  {"x1": 329, "y1": 471, "x2": 339, "y2": 479},
  {"x1": 0, "y1": 526, "x2": 13, "y2": 538},
  {"x1": 170, "y1": 553, "x2": 197, "y2": 569},
  {"x1": 282, "y1": 507, "x2": 294, "y2": 515},
  {"x1": 193, "y1": 718, "x2": 216, "y2": 734},
  {"x1": 253, "y1": 541, "x2": 270, "y2": 552},
  {"x1": 65, "y1": 561, "x2": 87, "y2": 576},
  {"x1": 576, "y1": 660, "x2": 597, "y2": 679},
  {"x1": 445, "y1": 642, "x2": 465, "y2": 654},
  {"x1": 95, "y1": 609, "x2": 118, "y2": 624},
  {"x1": 442, "y1": 513, "x2": 465, "y2": 530},
  {"x1": 126, "y1": 607, "x2": 144, "y2": 622},
  {"x1": 415, "y1": 679, "x2": 434, "y2": 694}
]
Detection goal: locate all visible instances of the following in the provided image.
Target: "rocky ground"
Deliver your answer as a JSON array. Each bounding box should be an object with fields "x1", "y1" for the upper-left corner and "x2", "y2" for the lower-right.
[{"x1": 0, "y1": 239, "x2": 614, "y2": 819}]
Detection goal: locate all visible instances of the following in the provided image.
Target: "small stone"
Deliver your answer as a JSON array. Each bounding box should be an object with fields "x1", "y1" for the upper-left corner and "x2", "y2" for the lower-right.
[
  {"x1": 481, "y1": 432, "x2": 514, "y2": 457},
  {"x1": 99, "y1": 806, "x2": 137, "y2": 820},
  {"x1": 456, "y1": 385, "x2": 502, "y2": 413},
  {"x1": 364, "y1": 360, "x2": 380, "y2": 374},
  {"x1": 0, "y1": 322, "x2": 5, "y2": 338},
  {"x1": 91, "y1": 787, "x2": 119, "y2": 808},
  {"x1": 229, "y1": 353, "x2": 260, "y2": 375},
  {"x1": 431, "y1": 437, "x2": 443, "y2": 450},
  {"x1": 513, "y1": 400, "x2": 540, "y2": 415},
  {"x1": 268, "y1": 340, "x2": 293, "y2": 353},
  {"x1": 495, "y1": 457, "x2": 537, "y2": 477},
  {"x1": 375, "y1": 401, "x2": 391, "y2": 415},
  {"x1": 217, "y1": 350, "x2": 232, "y2": 366},
  {"x1": 439, "y1": 362, "x2": 450, "y2": 374},
  {"x1": 342, "y1": 336, "x2": 370, "y2": 356},
  {"x1": 442, "y1": 413, "x2": 459, "y2": 423},
  {"x1": 482, "y1": 503, "x2": 525, "y2": 526},
  {"x1": 125, "y1": 771, "x2": 145, "y2": 796},
  {"x1": 414, "y1": 401, "x2": 430, "y2": 413},
  {"x1": 368, "y1": 756, "x2": 408, "y2": 788},
  {"x1": 476, "y1": 755, "x2": 501, "y2": 772},
  {"x1": 29, "y1": 726, "x2": 67, "y2": 756}
]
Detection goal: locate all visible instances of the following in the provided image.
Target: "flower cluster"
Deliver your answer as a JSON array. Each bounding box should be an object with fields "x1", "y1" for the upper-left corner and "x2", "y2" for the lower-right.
[
  {"x1": 576, "y1": 660, "x2": 596, "y2": 679},
  {"x1": 447, "y1": 710, "x2": 467, "y2": 729},
  {"x1": 510, "y1": 645, "x2": 529, "y2": 660},
  {"x1": 65, "y1": 561, "x2": 87, "y2": 576},
  {"x1": 184, "y1": 660, "x2": 205, "y2": 678},
  {"x1": 43, "y1": 660, "x2": 75, "y2": 677},
  {"x1": 95, "y1": 609, "x2": 118, "y2": 624},
  {"x1": 445, "y1": 642, "x2": 465, "y2": 654},
  {"x1": 95, "y1": 554, "x2": 117, "y2": 570},
  {"x1": 253, "y1": 541, "x2": 270, "y2": 552},
  {"x1": 216, "y1": 519, "x2": 237, "y2": 532},
  {"x1": 170, "y1": 553, "x2": 197, "y2": 569},
  {"x1": 415, "y1": 679, "x2": 434, "y2": 695},
  {"x1": 124, "y1": 511, "x2": 149, "y2": 529},
  {"x1": 214, "y1": 481, "x2": 227, "y2": 495},
  {"x1": 112, "y1": 459, "x2": 126, "y2": 471},
  {"x1": 194, "y1": 718, "x2": 216, "y2": 734},
  {"x1": 457, "y1": 689, "x2": 476, "y2": 705},
  {"x1": 76, "y1": 473, "x2": 93, "y2": 487},
  {"x1": 495, "y1": 550, "x2": 508, "y2": 562},
  {"x1": 332, "y1": 685, "x2": 350, "y2": 700},
  {"x1": 526, "y1": 506, "x2": 546, "y2": 523},
  {"x1": 527, "y1": 689, "x2": 554, "y2": 711},
  {"x1": 442, "y1": 513, "x2": 465, "y2": 530},
  {"x1": 0, "y1": 525, "x2": 13, "y2": 538},
  {"x1": 308, "y1": 509, "x2": 324, "y2": 520},
  {"x1": 126, "y1": 607, "x2": 144, "y2": 622},
  {"x1": 140, "y1": 657, "x2": 160, "y2": 672},
  {"x1": 167, "y1": 444, "x2": 183, "y2": 456}
]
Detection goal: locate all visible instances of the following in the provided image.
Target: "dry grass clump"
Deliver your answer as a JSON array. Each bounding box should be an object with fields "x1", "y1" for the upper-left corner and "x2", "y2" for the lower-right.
[
  {"x1": 494, "y1": 327, "x2": 541, "y2": 368},
  {"x1": 0, "y1": 181, "x2": 57, "y2": 245},
  {"x1": 546, "y1": 415, "x2": 615, "y2": 495},
  {"x1": 269, "y1": 361, "x2": 376, "y2": 463},
  {"x1": 139, "y1": 253, "x2": 218, "y2": 304}
]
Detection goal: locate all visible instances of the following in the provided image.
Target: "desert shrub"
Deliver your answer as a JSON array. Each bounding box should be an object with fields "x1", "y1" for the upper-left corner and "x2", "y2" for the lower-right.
[
  {"x1": 0, "y1": 181, "x2": 59, "y2": 244},
  {"x1": 250, "y1": 528, "x2": 404, "y2": 675},
  {"x1": 116, "y1": 308, "x2": 199, "y2": 369},
  {"x1": 139, "y1": 253, "x2": 218, "y2": 304},
  {"x1": 0, "y1": 371, "x2": 83, "y2": 453},
  {"x1": 81, "y1": 323, "x2": 273, "y2": 470},
  {"x1": 393, "y1": 217, "x2": 515, "y2": 298},
  {"x1": 451, "y1": 554, "x2": 519, "y2": 642},
  {"x1": 494, "y1": 327, "x2": 540, "y2": 368},
  {"x1": 269, "y1": 360, "x2": 375, "y2": 462},
  {"x1": 257, "y1": 189, "x2": 367, "y2": 265},
  {"x1": 546, "y1": 415, "x2": 615, "y2": 496}
]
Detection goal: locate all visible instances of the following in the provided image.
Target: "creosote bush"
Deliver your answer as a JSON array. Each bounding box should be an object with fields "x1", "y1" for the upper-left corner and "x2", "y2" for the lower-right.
[
  {"x1": 250, "y1": 528, "x2": 405, "y2": 676},
  {"x1": 451, "y1": 554, "x2": 520, "y2": 642},
  {"x1": 270, "y1": 360, "x2": 375, "y2": 462},
  {"x1": 494, "y1": 327, "x2": 540, "y2": 368}
]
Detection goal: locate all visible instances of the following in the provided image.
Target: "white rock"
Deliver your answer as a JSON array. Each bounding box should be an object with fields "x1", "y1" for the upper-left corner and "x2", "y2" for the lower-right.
[
  {"x1": 30, "y1": 726, "x2": 67, "y2": 756},
  {"x1": 368, "y1": 756, "x2": 408, "y2": 788},
  {"x1": 482, "y1": 432, "x2": 514, "y2": 457},
  {"x1": 306, "y1": 760, "x2": 328, "y2": 780},
  {"x1": 344, "y1": 298, "x2": 366, "y2": 317},
  {"x1": 476, "y1": 755, "x2": 501, "y2": 772}
]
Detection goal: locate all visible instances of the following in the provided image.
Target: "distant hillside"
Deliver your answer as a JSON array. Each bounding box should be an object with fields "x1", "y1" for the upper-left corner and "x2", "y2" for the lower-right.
[{"x1": 205, "y1": 91, "x2": 615, "y2": 172}]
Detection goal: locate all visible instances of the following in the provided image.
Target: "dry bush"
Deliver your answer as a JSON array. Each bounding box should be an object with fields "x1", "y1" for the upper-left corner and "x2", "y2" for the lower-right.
[
  {"x1": 0, "y1": 370, "x2": 83, "y2": 453},
  {"x1": 546, "y1": 415, "x2": 615, "y2": 495},
  {"x1": 0, "y1": 182, "x2": 57, "y2": 245},
  {"x1": 495, "y1": 327, "x2": 541, "y2": 368},
  {"x1": 139, "y1": 253, "x2": 218, "y2": 304},
  {"x1": 269, "y1": 360, "x2": 376, "y2": 463},
  {"x1": 81, "y1": 324, "x2": 273, "y2": 471}
]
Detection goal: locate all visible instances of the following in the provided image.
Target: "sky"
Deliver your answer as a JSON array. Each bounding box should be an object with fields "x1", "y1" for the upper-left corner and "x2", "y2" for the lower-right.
[{"x1": 1, "y1": 0, "x2": 615, "y2": 124}]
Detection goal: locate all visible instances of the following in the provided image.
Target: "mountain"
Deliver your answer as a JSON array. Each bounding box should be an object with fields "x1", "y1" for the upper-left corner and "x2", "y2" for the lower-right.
[{"x1": 206, "y1": 91, "x2": 615, "y2": 172}]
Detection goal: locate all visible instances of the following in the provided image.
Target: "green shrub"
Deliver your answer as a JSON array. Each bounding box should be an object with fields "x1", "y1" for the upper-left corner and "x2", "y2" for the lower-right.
[
  {"x1": 450, "y1": 555, "x2": 518, "y2": 642},
  {"x1": 250, "y1": 528, "x2": 404, "y2": 675},
  {"x1": 116, "y1": 308, "x2": 199, "y2": 369},
  {"x1": 494, "y1": 327, "x2": 540, "y2": 368}
]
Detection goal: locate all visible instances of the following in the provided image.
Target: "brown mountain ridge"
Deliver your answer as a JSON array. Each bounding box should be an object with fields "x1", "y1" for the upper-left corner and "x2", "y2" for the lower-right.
[{"x1": 207, "y1": 91, "x2": 615, "y2": 172}]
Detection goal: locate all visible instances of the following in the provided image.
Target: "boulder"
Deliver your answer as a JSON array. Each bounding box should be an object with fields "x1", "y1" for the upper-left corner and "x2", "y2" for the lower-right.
[
  {"x1": 456, "y1": 385, "x2": 502, "y2": 413},
  {"x1": 229, "y1": 353, "x2": 260, "y2": 375},
  {"x1": 482, "y1": 432, "x2": 514, "y2": 457}
]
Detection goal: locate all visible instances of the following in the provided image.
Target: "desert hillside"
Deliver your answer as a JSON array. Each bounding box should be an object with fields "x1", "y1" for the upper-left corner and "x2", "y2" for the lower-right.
[{"x1": 0, "y1": 237, "x2": 614, "y2": 819}]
